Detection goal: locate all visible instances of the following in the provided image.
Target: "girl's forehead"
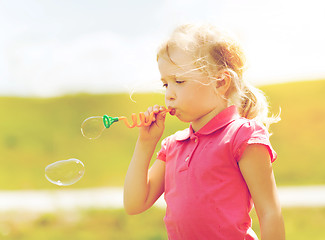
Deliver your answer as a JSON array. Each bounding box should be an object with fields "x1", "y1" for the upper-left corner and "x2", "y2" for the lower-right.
[
  {"x1": 158, "y1": 60, "x2": 203, "y2": 81},
  {"x1": 158, "y1": 48, "x2": 203, "y2": 78},
  {"x1": 166, "y1": 47, "x2": 193, "y2": 64}
]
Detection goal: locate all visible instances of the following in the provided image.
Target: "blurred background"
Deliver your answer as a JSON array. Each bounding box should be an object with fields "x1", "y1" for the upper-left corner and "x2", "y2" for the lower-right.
[{"x1": 0, "y1": 0, "x2": 325, "y2": 239}]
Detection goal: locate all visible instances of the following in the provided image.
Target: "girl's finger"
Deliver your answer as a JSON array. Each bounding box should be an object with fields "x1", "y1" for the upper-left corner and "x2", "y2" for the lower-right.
[
  {"x1": 144, "y1": 105, "x2": 165, "y2": 123},
  {"x1": 153, "y1": 105, "x2": 161, "y2": 114},
  {"x1": 146, "y1": 106, "x2": 156, "y2": 122},
  {"x1": 152, "y1": 106, "x2": 159, "y2": 122},
  {"x1": 144, "y1": 106, "x2": 152, "y2": 116}
]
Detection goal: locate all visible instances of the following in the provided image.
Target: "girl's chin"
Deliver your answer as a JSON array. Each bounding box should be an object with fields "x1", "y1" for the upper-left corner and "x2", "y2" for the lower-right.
[{"x1": 175, "y1": 114, "x2": 192, "y2": 123}]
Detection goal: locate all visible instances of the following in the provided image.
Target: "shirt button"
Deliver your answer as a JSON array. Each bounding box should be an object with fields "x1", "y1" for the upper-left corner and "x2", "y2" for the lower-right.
[
  {"x1": 194, "y1": 138, "x2": 198, "y2": 143},
  {"x1": 185, "y1": 156, "x2": 190, "y2": 162}
]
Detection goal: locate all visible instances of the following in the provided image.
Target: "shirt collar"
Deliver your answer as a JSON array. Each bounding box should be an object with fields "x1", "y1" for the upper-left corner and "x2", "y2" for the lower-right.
[{"x1": 175, "y1": 105, "x2": 240, "y2": 141}]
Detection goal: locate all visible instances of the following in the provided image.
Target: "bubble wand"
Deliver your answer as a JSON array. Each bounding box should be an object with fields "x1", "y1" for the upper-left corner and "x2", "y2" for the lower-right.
[
  {"x1": 45, "y1": 108, "x2": 172, "y2": 186},
  {"x1": 81, "y1": 108, "x2": 173, "y2": 139}
]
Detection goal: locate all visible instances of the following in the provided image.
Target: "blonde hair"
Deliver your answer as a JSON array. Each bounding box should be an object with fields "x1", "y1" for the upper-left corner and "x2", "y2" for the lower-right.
[{"x1": 157, "y1": 24, "x2": 280, "y2": 129}]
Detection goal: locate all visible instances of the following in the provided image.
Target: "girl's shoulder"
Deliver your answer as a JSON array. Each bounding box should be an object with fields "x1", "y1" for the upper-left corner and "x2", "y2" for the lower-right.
[
  {"x1": 231, "y1": 117, "x2": 270, "y2": 138},
  {"x1": 230, "y1": 117, "x2": 276, "y2": 163},
  {"x1": 231, "y1": 116, "x2": 267, "y2": 130},
  {"x1": 222, "y1": 116, "x2": 270, "y2": 141}
]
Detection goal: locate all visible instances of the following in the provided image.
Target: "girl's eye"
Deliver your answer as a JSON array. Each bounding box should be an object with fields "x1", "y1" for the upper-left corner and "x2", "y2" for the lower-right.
[{"x1": 162, "y1": 80, "x2": 184, "y2": 88}]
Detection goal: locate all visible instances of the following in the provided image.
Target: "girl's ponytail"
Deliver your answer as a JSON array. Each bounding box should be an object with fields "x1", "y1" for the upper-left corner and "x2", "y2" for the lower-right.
[
  {"x1": 225, "y1": 68, "x2": 280, "y2": 130},
  {"x1": 240, "y1": 85, "x2": 258, "y2": 120},
  {"x1": 238, "y1": 82, "x2": 280, "y2": 130}
]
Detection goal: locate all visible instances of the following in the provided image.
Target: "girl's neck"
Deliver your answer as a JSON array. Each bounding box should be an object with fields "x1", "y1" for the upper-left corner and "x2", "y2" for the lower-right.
[{"x1": 191, "y1": 105, "x2": 228, "y2": 132}]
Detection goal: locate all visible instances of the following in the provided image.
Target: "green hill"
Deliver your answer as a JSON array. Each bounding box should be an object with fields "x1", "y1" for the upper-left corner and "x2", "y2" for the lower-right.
[
  {"x1": 260, "y1": 79, "x2": 325, "y2": 186},
  {"x1": 0, "y1": 80, "x2": 324, "y2": 189}
]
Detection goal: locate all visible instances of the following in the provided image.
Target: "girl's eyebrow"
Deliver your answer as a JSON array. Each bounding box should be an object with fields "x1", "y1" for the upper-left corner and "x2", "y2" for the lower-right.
[{"x1": 161, "y1": 75, "x2": 176, "y2": 81}]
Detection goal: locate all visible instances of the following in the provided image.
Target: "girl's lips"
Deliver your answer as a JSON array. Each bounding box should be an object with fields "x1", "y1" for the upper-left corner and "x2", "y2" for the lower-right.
[{"x1": 168, "y1": 108, "x2": 176, "y2": 116}]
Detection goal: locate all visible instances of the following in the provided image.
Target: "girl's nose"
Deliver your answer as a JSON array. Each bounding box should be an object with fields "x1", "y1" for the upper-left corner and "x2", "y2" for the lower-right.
[{"x1": 165, "y1": 86, "x2": 176, "y2": 101}]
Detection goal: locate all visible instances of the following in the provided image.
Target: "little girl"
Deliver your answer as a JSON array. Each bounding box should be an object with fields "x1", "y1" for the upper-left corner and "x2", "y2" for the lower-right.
[{"x1": 124, "y1": 24, "x2": 285, "y2": 240}]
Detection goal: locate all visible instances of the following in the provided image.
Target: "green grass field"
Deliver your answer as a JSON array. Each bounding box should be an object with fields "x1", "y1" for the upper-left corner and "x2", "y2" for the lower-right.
[
  {"x1": 0, "y1": 79, "x2": 324, "y2": 189},
  {"x1": 0, "y1": 79, "x2": 325, "y2": 239},
  {"x1": 0, "y1": 92, "x2": 187, "y2": 189},
  {"x1": 260, "y1": 80, "x2": 325, "y2": 186},
  {"x1": 0, "y1": 207, "x2": 324, "y2": 239}
]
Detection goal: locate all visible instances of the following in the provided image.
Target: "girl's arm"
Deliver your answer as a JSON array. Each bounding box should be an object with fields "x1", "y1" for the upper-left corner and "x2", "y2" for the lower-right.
[
  {"x1": 123, "y1": 105, "x2": 167, "y2": 215},
  {"x1": 239, "y1": 144, "x2": 285, "y2": 240}
]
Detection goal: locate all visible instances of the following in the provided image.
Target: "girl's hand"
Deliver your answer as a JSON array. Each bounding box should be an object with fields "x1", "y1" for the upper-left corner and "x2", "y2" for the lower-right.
[{"x1": 138, "y1": 105, "x2": 167, "y2": 142}]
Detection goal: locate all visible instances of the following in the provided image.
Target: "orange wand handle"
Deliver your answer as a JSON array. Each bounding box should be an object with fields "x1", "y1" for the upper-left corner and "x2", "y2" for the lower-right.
[{"x1": 118, "y1": 109, "x2": 171, "y2": 128}]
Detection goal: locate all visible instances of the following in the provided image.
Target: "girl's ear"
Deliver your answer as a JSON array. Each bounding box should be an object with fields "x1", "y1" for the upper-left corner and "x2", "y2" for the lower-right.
[{"x1": 215, "y1": 69, "x2": 232, "y2": 96}]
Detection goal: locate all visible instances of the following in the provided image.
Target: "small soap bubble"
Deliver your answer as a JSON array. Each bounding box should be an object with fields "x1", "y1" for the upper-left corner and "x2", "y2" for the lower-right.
[
  {"x1": 81, "y1": 116, "x2": 105, "y2": 139},
  {"x1": 45, "y1": 158, "x2": 85, "y2": 186}
]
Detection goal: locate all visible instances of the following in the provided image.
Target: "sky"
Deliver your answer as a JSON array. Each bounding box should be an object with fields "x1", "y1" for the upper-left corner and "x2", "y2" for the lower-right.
[{"x1": 0, "y1": 0, "x2": 325, "y2": 97}]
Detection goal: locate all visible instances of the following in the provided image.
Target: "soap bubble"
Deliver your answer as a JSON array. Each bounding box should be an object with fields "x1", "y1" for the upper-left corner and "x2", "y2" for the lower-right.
[
  {"x1": 81, "y1": 116, "x2": 105, "y2": 139},
  {"x1": 45, "y1": 158, "x2": 85, "y2": 186}
]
